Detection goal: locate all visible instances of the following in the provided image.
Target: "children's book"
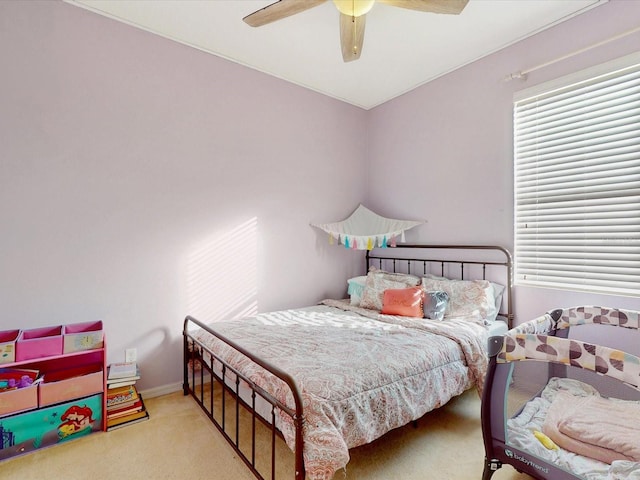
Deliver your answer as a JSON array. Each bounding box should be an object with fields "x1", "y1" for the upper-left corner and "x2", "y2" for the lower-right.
[
  {"x1": 106, "y1": 409, "x2": 149, "y2": 430},
  {"x1": 107, "y1": 362, "x2": 138, "y2": 380},
  {"x1": 107, "y1": 398, "x2": 144, "y2": 419},
  {"x1": 106, "y1": 384, "x2": 139, "y2": 408},
  {"x1": 106, "y1": 395, "x2": 150, "y2": 431},
  {"x1": 106, "y1": 378, "x2": 139, "y2": 389}
]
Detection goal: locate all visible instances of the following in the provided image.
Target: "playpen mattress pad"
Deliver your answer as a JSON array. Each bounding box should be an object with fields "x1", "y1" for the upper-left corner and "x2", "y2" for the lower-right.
[{"x1": 507, "y1": 377, "x2": 640, "y2": 479}]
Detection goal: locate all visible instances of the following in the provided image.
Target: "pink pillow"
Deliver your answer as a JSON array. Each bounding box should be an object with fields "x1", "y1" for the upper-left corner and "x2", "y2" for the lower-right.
[
  {"x1": 381, "y1": 287, "x2": 424, "y2": 318},
  {"x1": 360, "y1": 268, "x2": 421, "y2": 311}
]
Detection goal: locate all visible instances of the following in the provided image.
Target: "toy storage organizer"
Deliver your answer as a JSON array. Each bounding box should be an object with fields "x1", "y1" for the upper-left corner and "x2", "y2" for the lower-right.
[{"x1": 0, "y1": 321, "x2": 106, "y2": 460}]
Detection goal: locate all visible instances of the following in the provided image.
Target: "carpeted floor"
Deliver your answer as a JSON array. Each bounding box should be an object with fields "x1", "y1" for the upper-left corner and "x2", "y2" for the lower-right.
[{"x1": 1, "y1": 389, "x2": 533, "y2": 480}]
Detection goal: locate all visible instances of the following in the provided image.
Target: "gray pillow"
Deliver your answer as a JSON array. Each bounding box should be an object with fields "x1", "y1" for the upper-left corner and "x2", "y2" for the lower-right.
[{"x1": 423, "y1": 290, "x2": 449, "y2": 320}]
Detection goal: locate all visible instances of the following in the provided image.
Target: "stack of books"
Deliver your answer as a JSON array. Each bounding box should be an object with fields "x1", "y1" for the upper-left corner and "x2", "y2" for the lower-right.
[
  {"x1": 106, "y1": 362, "x2": 149, "y2": 430},
  {"x1": 107, "y1": 362, "x2": 140, "y2": 388}
]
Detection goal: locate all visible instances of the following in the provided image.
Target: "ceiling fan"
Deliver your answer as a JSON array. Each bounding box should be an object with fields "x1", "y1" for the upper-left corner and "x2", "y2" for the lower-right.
[{"x1": 243, "y1": 0, "x2": 469, "y2": 63}]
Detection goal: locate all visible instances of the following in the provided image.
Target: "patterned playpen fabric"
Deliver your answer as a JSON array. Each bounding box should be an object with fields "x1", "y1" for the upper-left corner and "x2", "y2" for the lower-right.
[
  {"x1": 481, "y1": 306, "x2": 640, "y2": 480},
  {"x1": 497, "y1": 306, "x2": 640, "y2": 392}
]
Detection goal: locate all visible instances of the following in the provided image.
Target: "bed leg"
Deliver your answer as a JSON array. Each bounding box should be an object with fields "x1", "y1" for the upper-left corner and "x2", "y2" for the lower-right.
[
  {"x1": 482, "y1": 458, "x2": 501, "y2": 480},
  {"x1": 183, "y1": 334, "x2": 190, "y2": 396}
]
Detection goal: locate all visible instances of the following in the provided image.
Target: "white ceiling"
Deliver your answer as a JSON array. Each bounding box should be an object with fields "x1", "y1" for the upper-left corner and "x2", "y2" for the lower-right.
[{"x1": 65, "y1": 0, "x2": 606, "y2": 110}]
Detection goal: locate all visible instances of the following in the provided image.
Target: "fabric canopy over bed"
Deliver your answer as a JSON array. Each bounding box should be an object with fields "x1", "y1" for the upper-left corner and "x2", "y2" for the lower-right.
[{"x1": 311, "y1": 204, "x2": 424, "y2": 250}]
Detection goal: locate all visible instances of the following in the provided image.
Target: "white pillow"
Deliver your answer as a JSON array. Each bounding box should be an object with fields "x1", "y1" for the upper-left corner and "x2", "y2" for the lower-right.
[{"x1": 490, "y1": 282, "x2": 506, "y2": 318}]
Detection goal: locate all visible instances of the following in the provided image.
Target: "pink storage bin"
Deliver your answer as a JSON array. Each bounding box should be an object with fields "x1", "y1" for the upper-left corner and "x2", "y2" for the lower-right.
[
  {"x1": 63, "y1": 321, "x2": 104, "y2": 353},
  {"x1": 16, "y1": 326, "x2": 63, "y2": 361},
  {"x1": 0, "y1": 383, "x2": 38, "y2": 417},
  {"x1": 38, "y1": 365, "x2": 103, "y2": 407},
  {"x1": 0, "y1": 330, "x2": 20, "y2": 364}
]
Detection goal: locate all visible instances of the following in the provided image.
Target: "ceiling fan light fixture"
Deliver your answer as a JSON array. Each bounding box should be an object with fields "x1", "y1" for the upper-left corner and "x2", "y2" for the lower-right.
[
  {"x1": 243, "y1": 0, "x2": 468, "y2": 63},
  {"x1": 332, "y1": 0, "x2": 375, "y2": 17}
]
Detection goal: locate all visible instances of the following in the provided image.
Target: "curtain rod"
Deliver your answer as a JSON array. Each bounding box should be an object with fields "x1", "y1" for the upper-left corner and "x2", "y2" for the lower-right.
[{"x1": 504, "y1": 25, "x2": 640, "y2": 82}]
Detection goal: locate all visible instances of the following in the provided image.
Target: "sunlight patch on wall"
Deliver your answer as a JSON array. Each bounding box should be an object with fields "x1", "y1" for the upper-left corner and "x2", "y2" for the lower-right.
[{"x1": 186, "y1": 217, "x2": 258, "y2": 323}]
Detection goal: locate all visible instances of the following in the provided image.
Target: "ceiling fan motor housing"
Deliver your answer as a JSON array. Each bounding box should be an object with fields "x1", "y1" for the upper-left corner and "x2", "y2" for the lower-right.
[{"x1": 333, "y1": 0, "x2": 376, "y2": 17}]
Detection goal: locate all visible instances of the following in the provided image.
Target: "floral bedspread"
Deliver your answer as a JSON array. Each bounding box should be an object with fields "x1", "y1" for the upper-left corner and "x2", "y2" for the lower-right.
[{"x1": 192, "y1": 302, "x2": 488, "y2": 480}]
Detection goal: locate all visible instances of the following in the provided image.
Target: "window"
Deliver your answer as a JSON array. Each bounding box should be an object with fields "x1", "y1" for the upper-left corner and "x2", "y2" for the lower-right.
[{"x1": 514, "y1": 53, "x2": 640, "y2": 297}]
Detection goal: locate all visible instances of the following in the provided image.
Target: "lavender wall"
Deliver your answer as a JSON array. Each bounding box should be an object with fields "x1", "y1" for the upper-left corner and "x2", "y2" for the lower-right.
[
  {"x1": 1, "y1": 0, "x2": 638, "y2": 394},
  {"x1": 0, "y1": 1, "x2": 367, "y2": 392},
  {"x1": 367, "y1": 0, "x2": 640, "y2": 322}
]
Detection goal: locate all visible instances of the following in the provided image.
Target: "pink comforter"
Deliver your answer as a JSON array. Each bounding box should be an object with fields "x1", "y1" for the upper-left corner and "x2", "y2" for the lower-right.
[{"x1": 193, "y1": 302, "x2": 488, "y2": 480}]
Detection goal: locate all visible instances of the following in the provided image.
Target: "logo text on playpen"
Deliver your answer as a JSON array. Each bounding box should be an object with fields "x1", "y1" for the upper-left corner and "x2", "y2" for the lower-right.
[{"x1": 504, "y1": 449, "x2": 549, "y2": 474}]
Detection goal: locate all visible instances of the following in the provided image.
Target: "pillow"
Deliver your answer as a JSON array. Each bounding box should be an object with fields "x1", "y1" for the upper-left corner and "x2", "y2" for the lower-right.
[
  {"x1": 381, "y1": 287, "x2": 424, "y2": 318},
  {"x1": 347, "y1": 276, "x2": 367, "y2": 306},
  {"x1": 423, "y1": 290, "x2": 449, "y2": 321},
  {"x1": 421, "y1": 277, "x2": 496, "y2": 322},
  {"x1": 424, "y1": 273, "x2": 504, "y2": 322},
  {"x1": 490, "y1": 282, "x2": 506, "y2": 319},
  {"x1": 359, "y1": 268, "x2": 421, "y2": 311}
]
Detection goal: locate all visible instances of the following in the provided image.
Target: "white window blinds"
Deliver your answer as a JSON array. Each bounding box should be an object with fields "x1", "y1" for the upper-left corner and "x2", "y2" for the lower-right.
[{"x1": 514, "y1": 54, "x2": 640, "y2": 297}]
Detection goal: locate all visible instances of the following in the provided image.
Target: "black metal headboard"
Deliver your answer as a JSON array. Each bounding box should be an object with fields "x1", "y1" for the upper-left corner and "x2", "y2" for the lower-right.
[{"x1": 366, "y1": 244, "x2": 514, "y2": 328}]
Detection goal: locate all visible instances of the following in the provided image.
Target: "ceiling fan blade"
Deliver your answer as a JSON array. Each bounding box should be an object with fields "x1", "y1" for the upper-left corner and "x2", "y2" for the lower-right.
[
  {"x1": 340, "y1": 13, "x2": 366, "y2": 62},
  {"x1": 377, "y1": 0, "x2": 468, "y2": 15},
  {"x1": 243, "y1": 0, "x2": 327, "y2": 27}
]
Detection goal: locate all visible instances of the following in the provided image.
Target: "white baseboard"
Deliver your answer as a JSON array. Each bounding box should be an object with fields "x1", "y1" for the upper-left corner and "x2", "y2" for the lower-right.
[{"x1": 138, "y1": 381, "x2": 183, "y2": 399}]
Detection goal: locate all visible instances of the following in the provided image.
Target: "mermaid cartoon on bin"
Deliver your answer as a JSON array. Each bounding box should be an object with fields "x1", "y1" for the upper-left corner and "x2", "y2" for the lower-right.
[{"x1": 58, "y1": 405, "x2": 95, "y2": 439}]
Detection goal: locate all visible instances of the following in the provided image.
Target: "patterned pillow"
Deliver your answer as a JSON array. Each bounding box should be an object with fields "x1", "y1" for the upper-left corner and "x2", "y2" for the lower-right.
[
  {"x1": 424, "y1": 274, "x2": 503, "y2": 321},
  {"x1": 421, "y1": 278, "x2": 496, "y2": 322},
  {"x1": 360, "y1": 268, "x2": 421, "y2": 311},
  {"x1": 381, "y1": 287, "x2": 424, "y2": 318}
]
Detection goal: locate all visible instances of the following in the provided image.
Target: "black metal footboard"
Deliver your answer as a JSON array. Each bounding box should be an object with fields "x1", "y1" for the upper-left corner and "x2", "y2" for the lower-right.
[{"x1": 183, "y1": 315, "x2": 305, "y2": 480}]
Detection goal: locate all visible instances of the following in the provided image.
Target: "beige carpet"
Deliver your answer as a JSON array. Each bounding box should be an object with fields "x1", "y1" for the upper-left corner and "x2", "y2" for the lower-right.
[{"x1": 1, "y1": 389, "x2": 533, "y2": 480}]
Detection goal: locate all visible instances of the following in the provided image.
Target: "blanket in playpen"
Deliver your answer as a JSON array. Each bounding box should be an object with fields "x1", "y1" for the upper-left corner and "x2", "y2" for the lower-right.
[{"x1": 543, "y1": 391, "x2": 640, "y2": 464}]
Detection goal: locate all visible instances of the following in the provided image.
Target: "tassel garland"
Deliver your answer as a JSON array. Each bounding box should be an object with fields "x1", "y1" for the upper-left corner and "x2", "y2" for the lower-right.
[{"x1": 334, "y1": 232, "x2": 407, "y2": 250}]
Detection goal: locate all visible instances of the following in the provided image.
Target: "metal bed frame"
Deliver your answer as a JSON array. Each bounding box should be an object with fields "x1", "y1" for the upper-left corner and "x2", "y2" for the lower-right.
[
  {"x1": 183, "y1": 244, "x2": 513, "y2": 480},
  {"x1": 366, "y1": 244, "x2": 513, "y2": 328}
]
